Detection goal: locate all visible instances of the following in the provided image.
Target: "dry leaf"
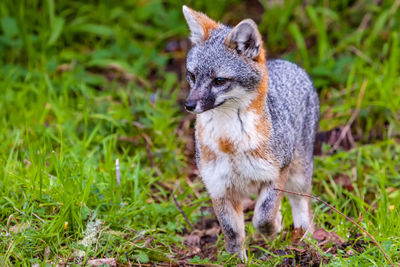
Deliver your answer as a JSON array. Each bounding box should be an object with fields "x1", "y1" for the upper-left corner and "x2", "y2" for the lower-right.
[
  {"x1": 87, "y1": 258, "x2": 117, "y2": 267},
  {"x1": 334, "y1": 174, "x2": 354, "y2": 191},
  {"x1": 204, "y1": 226, "x2": 220, "y2": 236},
  {"x1": 185, "y1": 234, "x2": 201, "y2": 247},
  {"x1": 312, "y1": 228, "x2": 329, "y2": 242}
]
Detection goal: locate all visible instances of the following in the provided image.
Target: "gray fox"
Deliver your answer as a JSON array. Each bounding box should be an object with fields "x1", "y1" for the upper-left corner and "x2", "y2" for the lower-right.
[{"x1": 182, "y1": 6, "x2": 319, "y2": 260}]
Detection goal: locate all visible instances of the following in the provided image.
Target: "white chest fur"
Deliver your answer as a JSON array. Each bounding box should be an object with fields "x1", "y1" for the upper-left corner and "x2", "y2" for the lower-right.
[{"x1": 196, "y1": 107, "x2": 279, "y2": 199}]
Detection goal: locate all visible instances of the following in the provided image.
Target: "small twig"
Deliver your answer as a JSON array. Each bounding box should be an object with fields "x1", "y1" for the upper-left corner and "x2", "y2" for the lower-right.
[
  {"x1": 171, "y1": 191, "x2": 193, "y2": 231},
  {"x1": 389, "y1": 0, "x2": 400, "y2": 16},
  {"x1": 6, "y1": 215, "x2": 18, "y2": 235},
  {"x1": 141, "y1": 134, "x2": 155, "y2": 168},
  {"x1": 117, "y1": 136, "x2": 140, "y2": 144},
  {"x1": 64, "y1": 253, "x2": 71, "y2": 267},
  {"x1": 357, "y1": 13, "x2": 372, "y2": 32},
  {"x1": 330, "y1": 80, "x2": 367, "y2": 153},
  {"x1": 141, "y1": 134, "x2": 162, "y2": 177},
  {"x1": 13, "y1": 207, "x2": 26, "y2": 216},
  {"x1": 125, "y1": 252, "x2": 132, "y2": 267},
  {"x1": 136, "y1": 258, "x2": 142, "y2": 267},
  {"x1": 349, "y1": 46, "x2": 373, "y2": 65},
  {"x1": 273, "y1": 187, "x2": 394, "y2": 267},
  {"x1": 32, "y1": 212, "x2": 45, "y2": 223}
]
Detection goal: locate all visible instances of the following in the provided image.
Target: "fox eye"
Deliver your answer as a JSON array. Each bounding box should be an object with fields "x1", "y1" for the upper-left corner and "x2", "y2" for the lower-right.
[
  {"x1": 213, "y1": 77, "x2": 228, "y2": 87},
  {"x1": 187, "y1": 71, "x2": 196, "y2": 83}
]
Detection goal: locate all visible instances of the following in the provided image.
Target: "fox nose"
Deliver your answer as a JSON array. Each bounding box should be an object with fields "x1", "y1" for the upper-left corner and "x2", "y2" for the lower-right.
[{"x1": 184, "y1": 100, "x2": 197, "y2": 111}]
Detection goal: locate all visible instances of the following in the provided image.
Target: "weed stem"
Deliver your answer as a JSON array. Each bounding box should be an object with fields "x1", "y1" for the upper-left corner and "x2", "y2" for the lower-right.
[{"x1": 172, "y1": 192, "x2": 193, "y2": 232}]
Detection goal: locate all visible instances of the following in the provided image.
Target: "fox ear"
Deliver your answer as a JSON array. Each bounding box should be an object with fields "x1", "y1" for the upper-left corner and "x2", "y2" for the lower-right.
[
  {"x1": 182, "y1": 5, "x2": 219, "y2": 45},
  {"x1": 225, "y1": 19, "x2": 262, "y2": 60}
]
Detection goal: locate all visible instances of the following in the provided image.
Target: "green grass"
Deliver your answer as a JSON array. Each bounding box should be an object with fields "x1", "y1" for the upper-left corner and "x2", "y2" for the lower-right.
[{"x1": 0, "y1": 0, "x2": 399, "y2": 266}]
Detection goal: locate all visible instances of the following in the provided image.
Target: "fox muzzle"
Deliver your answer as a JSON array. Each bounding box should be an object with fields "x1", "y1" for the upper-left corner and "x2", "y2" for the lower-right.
[
  {"x1": 184, "y1": 100, "x2": 197, "y2": 112},
  {"x1": 185, "y1": 88, "x2": 218, "y2": 113}
]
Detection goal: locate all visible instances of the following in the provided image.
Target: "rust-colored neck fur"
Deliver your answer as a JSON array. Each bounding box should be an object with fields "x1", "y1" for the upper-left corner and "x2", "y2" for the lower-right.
[
  {"x1": 247, "y1": 45, "x2": 271, "y2": 146},
  {"x1": 248, "y1": 45, "x2": 268, "y2": 115}
]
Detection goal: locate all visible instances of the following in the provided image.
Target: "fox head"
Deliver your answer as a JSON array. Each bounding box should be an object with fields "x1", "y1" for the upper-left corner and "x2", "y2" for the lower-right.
[{"x1": 182, "y1": 6, "x2": 266, "y2": 114}]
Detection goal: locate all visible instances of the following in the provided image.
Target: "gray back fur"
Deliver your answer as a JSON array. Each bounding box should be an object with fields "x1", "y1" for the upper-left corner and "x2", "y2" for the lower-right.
[{"x1": 266, "y1": 60, "x2": 319, "y2": 168}]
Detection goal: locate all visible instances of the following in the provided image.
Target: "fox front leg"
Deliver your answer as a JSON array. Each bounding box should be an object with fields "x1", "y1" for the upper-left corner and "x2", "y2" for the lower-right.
[
  {"x1": 252, "y1": 186, "x2": 283, "y2": 237},
  {"x1": 212, "y1": 197, "x2": 247, "y2": 261}
]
